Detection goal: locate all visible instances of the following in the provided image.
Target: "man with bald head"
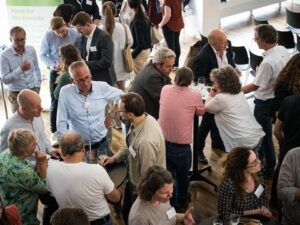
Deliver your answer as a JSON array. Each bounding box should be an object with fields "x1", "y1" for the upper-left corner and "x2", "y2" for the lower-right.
[
  {"x1": 0, "y1": 89, "x2": 61, "y2": 159},
  {"x1": 192, "y1": 28, "x2": 235, "y2": 162}
]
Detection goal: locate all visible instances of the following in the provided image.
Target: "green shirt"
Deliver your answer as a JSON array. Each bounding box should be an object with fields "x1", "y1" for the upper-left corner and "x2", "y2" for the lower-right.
[{"x1": 0, "y1": 149, "x2": 47, "y2": 225}]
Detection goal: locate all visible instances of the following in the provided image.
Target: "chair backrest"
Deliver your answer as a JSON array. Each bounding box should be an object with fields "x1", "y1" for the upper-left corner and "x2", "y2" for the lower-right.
[
  {"x1": 183, "y1": 40, "x2": 205, "y2": 69},
  {"x1": 277, "y1": 30, "x2": 295, "y2": 49},
  {"x1": 253, "y1": 17, "x2": 269, "y2": 26},
  {"x1": 286, "y1": 7, "x2": 300, "y2": 29},
  {"x1": 249, "y1": 50, "x2": 263, "y2": 71},
  {"x1": 200, "y1": 33, "x2": 208, "y2": 45},
  {"x1": 232, "y1": 46, "x2": 249, "y2": 65}
]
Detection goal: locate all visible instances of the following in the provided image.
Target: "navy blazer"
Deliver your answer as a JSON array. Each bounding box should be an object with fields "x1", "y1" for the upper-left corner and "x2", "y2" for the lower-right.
[
  {"x1": 192, "y1": 41, "x2": 235, "y2": 84},
  {"x1": 81, "y1": 27, "x2": 116, "y2": 85}
]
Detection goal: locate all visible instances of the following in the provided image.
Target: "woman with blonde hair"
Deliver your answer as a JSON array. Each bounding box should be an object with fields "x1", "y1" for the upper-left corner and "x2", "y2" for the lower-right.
[{"x1": 102, "y1": 1, "x2": 133, "y2": 91}]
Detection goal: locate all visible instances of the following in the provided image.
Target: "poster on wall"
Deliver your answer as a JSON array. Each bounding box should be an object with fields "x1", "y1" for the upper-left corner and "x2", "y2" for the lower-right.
[{"x1": 5, "y1": 0, "x2": 62, "y2": 51}]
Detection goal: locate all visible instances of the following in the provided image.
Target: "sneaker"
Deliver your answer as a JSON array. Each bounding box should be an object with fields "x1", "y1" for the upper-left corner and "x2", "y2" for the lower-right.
[{"x1": 198, "y1": 152, "x2": 208, "y2": 164}]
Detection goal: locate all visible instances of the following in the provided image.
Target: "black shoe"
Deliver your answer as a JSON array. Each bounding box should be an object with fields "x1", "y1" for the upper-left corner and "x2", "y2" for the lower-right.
[{"x1": 198, "y1": 152, "x2": 208, "y2": 164}]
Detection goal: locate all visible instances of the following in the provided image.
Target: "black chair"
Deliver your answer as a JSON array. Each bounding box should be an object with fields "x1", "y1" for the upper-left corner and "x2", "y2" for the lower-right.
[
  {"x1": 286, "y1": 7, "x2": 300, "y2": 30},
  {"x1": 232, "y1": 46, "x2": 250, "y2": 85},
  {"x1": 253, "y1": 17, "x2": 269, "y2": 25},
  {"x1": 249, "y1": 50, "x2": 263, "y2": 76},
  {"x1": 200, "y1": 33, "x2": 208, "y2": 45},
  {"x1": 277, "y1": 30, "x2": 296, "y2": 54}
]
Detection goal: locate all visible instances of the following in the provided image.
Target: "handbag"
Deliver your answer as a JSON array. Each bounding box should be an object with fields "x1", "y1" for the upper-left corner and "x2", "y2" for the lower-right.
[
  {"x1": 183, "y1": 40, "x2": 205, "y2": 69},
  {"x1": 0, "y1": 196, "x2": 22, "y2": 225},
  {"x1": 150, "y1": 25, "x2": 163, "y2": 45},
  {"x1": 122, "y1": 24, "x2": 133, "y2": 73}
]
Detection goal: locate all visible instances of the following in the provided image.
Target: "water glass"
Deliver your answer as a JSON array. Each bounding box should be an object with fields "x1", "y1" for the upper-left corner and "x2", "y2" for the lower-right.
[
  {"x1": 198, "y1": 77, "x2": 206, "y2": 86},
  {"x1": 98, "y1": 148, "x2": 108, "y2": 165},
  {"x1": 229, "y1": 214, "x2": 240, "y2": 225},
  {"x1": 213, "y1": 219, "x2": 223, "y2": 225}
]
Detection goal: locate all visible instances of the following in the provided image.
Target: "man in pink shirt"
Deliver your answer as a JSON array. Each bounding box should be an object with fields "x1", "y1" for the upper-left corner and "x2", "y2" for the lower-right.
[{"x1": 159, "y1": 66, "x2": 205, "y2": 212}]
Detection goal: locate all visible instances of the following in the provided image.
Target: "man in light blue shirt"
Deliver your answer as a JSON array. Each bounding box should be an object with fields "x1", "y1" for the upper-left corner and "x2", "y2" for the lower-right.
[
  {"x1": 1, "y1": 26, "x2": 41, "y2": 112},
  {"x1": 57, "y1": 61, "x2": 123, "y2": 158},
  {"x1": 40, "y1": 16, "x2": 81, "y2": 133}
]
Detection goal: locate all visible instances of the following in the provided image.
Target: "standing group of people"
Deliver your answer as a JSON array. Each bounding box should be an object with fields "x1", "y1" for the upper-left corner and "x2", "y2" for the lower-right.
[{"x1": 1, "y1": 1, "x2": 300, "y2": 225}]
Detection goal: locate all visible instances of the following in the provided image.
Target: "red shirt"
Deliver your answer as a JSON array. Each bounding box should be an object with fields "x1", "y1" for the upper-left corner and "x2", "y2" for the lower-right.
[{"x1": 164, "y1": 0, "x2": 184, "y2": 32}]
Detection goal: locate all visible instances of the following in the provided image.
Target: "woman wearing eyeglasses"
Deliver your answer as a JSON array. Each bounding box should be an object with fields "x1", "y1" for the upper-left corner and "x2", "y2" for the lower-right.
[{"x1": 218, "y1": 147, "x2": 272, "y2": 223}]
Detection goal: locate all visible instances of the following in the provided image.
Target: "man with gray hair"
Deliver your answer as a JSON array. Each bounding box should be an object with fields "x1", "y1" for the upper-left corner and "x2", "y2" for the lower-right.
[
  {"x1": 242, "y1": 24, "x2": 290, "y2": 178},
  {"x1": 56, "y1": 61, "x2": 123, "y2": 158},
  {"x1": 47, "y1": 132, "x2": 121, "y2": 224},
  {"x1": 130, "y1": 47, "x2": 175, "y2": 119}
]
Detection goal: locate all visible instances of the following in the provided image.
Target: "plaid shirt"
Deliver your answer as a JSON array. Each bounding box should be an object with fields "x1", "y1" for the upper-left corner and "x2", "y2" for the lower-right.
[{"x1": 218, "y1": 177, "x2": 269, "y2": 222}]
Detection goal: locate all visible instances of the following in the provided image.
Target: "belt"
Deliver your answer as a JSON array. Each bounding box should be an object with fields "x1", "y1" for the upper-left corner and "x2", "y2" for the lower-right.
[
  {"x1": 90, "y1": 214, "x2": 110, "y2": 225},
  {"x1": 85, "y1": 137, "x2": 107, "y2": 150},
  {"x1": 165, "y1": 140, "x2": 190, "y2": 147}
]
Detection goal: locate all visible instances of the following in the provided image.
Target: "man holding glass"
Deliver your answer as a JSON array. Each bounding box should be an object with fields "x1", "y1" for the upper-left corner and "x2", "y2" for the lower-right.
[{"x1": 192, "y1": 28, "x2": 235, "y2": 163}]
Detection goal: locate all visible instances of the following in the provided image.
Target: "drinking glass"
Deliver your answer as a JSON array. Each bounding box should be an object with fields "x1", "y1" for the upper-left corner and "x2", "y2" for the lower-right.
[
  {"x1": 229, "y1": 214, "x2": 240, "y2": 225},
  {"x1": 213, "y1": 219, "x2": 223, "y2": 225},
  {"x1": 198, "y1": 77, "x2": 206, "y2": 87},
  {"x1": 98, "y1": 148, "x2": 108, "y2": 165}
]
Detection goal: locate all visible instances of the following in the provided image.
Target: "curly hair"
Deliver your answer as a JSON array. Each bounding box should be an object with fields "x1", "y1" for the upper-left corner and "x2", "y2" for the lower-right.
[
  {"x1": 137, "y1": 165, "x2": 173, "y2": 201},
  {"x1": 210, "y1": 66, "x2": 241, "y2": 94},
  {"x1": 274, "y1": 53, "x2": 300, "y2": 95},
  {"x1": 222, "y1": 147, "x2": 258, "y2": 199}
]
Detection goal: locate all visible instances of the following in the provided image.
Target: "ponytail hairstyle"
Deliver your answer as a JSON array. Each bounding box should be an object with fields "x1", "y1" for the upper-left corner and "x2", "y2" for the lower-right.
[{"x1": 102, "y1": 1, "x2": 116, "y2": 36}]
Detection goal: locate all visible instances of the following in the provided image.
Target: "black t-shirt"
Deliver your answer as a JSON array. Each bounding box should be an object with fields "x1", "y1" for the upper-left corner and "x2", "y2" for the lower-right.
[{"x1": 278, "y1": 95, "x2": 300, "y2": 155}]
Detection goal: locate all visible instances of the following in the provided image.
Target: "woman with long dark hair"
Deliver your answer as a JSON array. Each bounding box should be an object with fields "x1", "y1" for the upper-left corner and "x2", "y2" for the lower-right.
[
  {"x1": 218, "y1": 147, "x2": 272, "y2": 223},
  {"x1": 159, "y1": 0, "x2": 184, "y2": 67},
  {"x1": 128, "y1": 0, "x2": 151, "y2": 74}
]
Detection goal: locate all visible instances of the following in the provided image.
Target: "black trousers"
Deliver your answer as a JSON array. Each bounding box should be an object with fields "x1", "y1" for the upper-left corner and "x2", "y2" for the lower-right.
[
  {"x1": 198, "y1": 112, "x2": 225, "y2": 153},
  {"x1": 39, "y1": 193, "x2": 59, "y2": 225}
]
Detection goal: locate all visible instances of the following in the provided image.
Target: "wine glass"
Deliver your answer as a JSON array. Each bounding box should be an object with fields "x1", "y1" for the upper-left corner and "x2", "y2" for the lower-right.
[
  {"x1": 98, "y1": 147, "x2": 108, "y2": 165},
  {"x1": 229, "y1": 214, "x2": 240, "y2": 225},
  {"x1": 198, "y1": 77, "x2": 206, "y2": 91},
  {"x1": 213, "y1": 219, "x2": 223, "y2": 225}
]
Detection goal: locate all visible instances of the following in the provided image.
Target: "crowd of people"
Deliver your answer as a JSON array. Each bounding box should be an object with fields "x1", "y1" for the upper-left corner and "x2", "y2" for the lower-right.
[{"x1": 1, "y1": 1, "x2": 300, "y2": 225}]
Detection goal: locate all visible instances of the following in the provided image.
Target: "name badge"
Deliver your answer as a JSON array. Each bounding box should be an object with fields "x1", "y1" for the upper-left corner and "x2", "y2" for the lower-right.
[
  {"x1": 90, "y1": 46, "x2": 97, "y2": 52},
  {"x1": 128, "y1": 146, "x2": 136, "y2": 158},
  {"x1": 254, "y1": 184, "x2": 264, "y2": 198},
  {"x1": 86, "y1": 0, "x2": 92, "y2": 5},
  {"x1": 84, "y1": 101, "x2": 93, "y2": 109},
  {"x1": 166, "y1": 207, "x2": 176, "y2": 219}
]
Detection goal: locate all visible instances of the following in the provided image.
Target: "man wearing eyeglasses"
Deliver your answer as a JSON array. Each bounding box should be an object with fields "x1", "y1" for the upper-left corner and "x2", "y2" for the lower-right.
[
  {"x1": 40, "y1": 16, "x2": 81, "y2": 134},
  {"x1": 0, "y1": 26, "x2": 41, "y2": 112},
  {"x1": 242, "y1": 24, "x2": 290, "y2": 179},
  {"x1": 56, "y1": 61, "x2": 123, "y2": 157}
]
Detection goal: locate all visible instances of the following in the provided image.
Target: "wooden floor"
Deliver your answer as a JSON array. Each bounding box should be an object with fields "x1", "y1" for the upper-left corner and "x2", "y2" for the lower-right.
[{"x1": 0, "y1": 3, "x2": 287, "y2": 224}]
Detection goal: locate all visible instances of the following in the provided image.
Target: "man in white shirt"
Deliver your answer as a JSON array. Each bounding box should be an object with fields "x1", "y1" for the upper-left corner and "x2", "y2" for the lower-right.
[
  {"x1": 242, "y1": 24, "x2": 290, "y2": 178},
  {"x1": 47, "y1": 132, "x2": 121, "y2": 224}
]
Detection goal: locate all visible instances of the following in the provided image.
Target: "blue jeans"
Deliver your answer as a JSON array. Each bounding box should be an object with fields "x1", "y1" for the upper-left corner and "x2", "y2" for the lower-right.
[
  {"x1": 166, "y1": 141, "x2": 192, "y2": 210},
  {"x1": 162, "y1": 25, "x2": 181, "y2": 67},
  {"x1": 254, "y1": 99, "x2": 276, "y2": 175}
]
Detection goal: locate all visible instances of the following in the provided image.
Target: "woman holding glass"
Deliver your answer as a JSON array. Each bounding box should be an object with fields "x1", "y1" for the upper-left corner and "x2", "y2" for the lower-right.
[
  {"x1": 218, "y1": 147, "x2": 272, "y2": 223},
  {"x1": 205, "y1": 66, "x2": 264, "y2": 152}
]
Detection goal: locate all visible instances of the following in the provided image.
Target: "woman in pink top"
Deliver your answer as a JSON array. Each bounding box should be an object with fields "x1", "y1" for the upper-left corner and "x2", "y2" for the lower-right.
[{"x1": 159, "y1": 67, "x2": 204, "y2": 212}]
